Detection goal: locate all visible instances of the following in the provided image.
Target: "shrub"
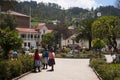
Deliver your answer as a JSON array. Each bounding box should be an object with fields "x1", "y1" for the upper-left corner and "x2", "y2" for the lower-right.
[
  {"x1": 92, "y1": 38, "x2": 105, "y2": 50},
  {"x1": 64, "y1": 48, "x2": 71, "y2": 53},
  {"x1": 0, "y1": 54, "x2": 34, "y2": 79},
  {"x1": 0, "y1": 60, "x2": 11, "y2": 80},
  {"x1": 87, "y1": 51, "x2": 97, "y2": 58},
  {"x1": 114, "y1": 77, "x2": 120, "y2": 80},
  {"x1": 60, "y1": 53, "x2": 66, "y2": 57},
  {"x1": 55, "y1": 53, "x2": 62, "y2": 58},
  {"x1": 90, "y1": 59, "x2": 120, "y2": 80},
  {"x1": 81, "y1": 48, "x2": 86, "y2": 54},
  {"x1": 90, "y1": 58, "x2": 106, "y2": 69},
  {"x1": 97, "y1": 65, "x2": 114, "y2": 80},
  {"x1": 0, "y1": 60, "x2": 23, "y2": 80},
  {"x1": 9, "y1": 60, "x2": 23, "y2": 79},
  {"x1": 18, "y1": 54, "x2": 34, "y2": 73},
  {"x1": 102, "y1": 51, "x2": 110, "y2": 54}
]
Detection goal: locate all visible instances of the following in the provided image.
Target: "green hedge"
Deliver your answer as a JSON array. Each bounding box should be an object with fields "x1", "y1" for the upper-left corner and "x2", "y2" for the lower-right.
[
  {"x1": 0, "y1": 54, "x2": 34, "y2": 80},
  {"x1": 18, "y1": 54, "x2": 34, "y2": 73},
  {"x1": 90, "y1": 59, "x2": 120, "y2": 80}
]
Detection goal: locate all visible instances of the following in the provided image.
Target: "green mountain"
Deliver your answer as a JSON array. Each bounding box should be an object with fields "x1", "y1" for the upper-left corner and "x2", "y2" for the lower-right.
[{"x1": 11, "y1": 1, "x2": 120, "y2": 23}]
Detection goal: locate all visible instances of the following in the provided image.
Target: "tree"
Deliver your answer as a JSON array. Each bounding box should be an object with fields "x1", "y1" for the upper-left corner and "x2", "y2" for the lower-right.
[
  {"x1": 76, "y1": 18, "x2": 95, "y2": 49},
  {"x1": 53, "y1": 23, "x2": 69, "y2": 48},
  {"x1": 0, "y1": 0, "x2": 17, "y2": 11},
  {"x1": 92, "y1": 38, "x2": 106, "y2": 57},
  {"x1": 0, "y1": 14, "x2": 17, "y2": 30},
  {"x1": 92, "y1": 16, "x2": 120, "y2": 52},
  {"x1": 41, "y1": 33, "x2": 55, "y2": 48},
  {"x1": 92, "y1": 38, "x2": 106, "y2": 50},
  {"x1": 0, "y1": 8, "x2": 23, "y2": 59},
  {"x1": 0, "y1": 28, "x2": 23, "y2": 59},
  {"x1": 116, "y1": 0, "x2": 120, "y2": 9}
]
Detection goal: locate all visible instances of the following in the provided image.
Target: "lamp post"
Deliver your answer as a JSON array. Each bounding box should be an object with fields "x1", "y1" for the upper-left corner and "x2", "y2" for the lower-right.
[{"x1": 29, "y1": 1, "x2": 32, "y2": 51}]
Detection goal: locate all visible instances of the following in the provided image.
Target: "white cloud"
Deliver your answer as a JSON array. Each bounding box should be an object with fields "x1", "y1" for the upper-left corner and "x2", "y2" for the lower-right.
[
  {"x1": 21, "y1": 0, "x2": 101, "y2": 9},
  {"x1": 37, "y1": 0, "x2": 99, "y2": 9}
]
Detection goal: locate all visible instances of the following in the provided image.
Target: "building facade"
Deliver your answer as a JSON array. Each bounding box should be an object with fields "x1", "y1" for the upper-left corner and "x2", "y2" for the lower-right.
[
  {"x1": 1, "y1": 10, "x2": 30, "y2": 28},
  {"x1": 4, "y1": 11, "x2": 49, "y2": 49},
  {"x1": 16, "y1": 23, "x2": 49, "y2": 49}
]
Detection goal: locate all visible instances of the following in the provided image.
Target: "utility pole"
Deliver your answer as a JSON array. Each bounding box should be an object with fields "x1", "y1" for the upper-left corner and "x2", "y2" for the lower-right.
[{"x1": 29, "y1": 1, "x2": 32, "y2": 50}]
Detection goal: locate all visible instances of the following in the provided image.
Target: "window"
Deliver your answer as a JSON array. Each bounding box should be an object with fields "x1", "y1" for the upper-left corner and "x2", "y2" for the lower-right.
[
  {"x1": 24, "y1": 42, "x2": 27, "y2": 46},
  {"x1": 31, "y1": 34, "x2": 33, "y2": 38},
  {"x1": 28, "y1": 42, "x2": 30, "y2": 47},
  {"x1": 21, "y1": 34, "x2": 26, "y2": 38}
]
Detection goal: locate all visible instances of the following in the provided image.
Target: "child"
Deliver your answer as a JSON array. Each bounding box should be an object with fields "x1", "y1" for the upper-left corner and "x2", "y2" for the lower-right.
[{"x1": 34, "y1": 49, "x2": 41, "y2": 72}]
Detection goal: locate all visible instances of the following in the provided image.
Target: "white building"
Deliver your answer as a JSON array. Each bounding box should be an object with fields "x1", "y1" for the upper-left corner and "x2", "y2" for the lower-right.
[
  {"x1": 61, "y1": 33, "x2": 89, "y2": 49},
  {"x1": 16, "y1": 23, "x2": 49, "y2": 49}
]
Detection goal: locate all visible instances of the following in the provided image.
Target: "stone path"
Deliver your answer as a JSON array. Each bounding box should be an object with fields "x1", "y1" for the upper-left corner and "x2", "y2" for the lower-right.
[{"x1": 18, "y1": 58, "x2": 99, "y2": 80}]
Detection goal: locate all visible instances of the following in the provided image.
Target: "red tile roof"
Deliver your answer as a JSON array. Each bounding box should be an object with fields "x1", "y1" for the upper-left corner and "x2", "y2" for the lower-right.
[
  {"x1": 16, "y1": 28, "x2": 37, "y2": 33},
  {"x1": 36, "y1": 25, "x2": 43, "y2": 30},
  {"x1": 36, "y1": 23, "x2": 45, "y2": 30}
]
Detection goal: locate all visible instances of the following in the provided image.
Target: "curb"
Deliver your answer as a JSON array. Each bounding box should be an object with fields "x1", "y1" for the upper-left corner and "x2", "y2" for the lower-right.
[
  {"x1": 92, "y1": 67, "x2": 103, "y2": 80},
  {"x1": 12, "y1": 71, "x2": 32, "y2": 80}
]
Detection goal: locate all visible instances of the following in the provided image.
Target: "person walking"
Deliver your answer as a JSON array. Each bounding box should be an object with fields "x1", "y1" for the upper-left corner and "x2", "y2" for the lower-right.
[
  {"x1": 42, "y1": 48, "x2": 46, "y2": 69},
  {"x1": 44, "y1": 49, "x2": 49, "y2": 69},
  {"x1": 34, "y1": 49, "x2": 41, "y2": 72},
  {"x1": 48, "y1": 49, "x2": 55, "y2": 71}
]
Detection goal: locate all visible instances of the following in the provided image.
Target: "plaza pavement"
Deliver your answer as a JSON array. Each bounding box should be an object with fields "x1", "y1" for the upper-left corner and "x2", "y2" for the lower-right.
[{"x1": 18, "y1": 58, "x2": 99, "y2": 80}]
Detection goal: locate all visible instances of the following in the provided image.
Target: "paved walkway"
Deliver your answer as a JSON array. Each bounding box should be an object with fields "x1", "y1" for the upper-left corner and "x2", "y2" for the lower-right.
[{"x1": 18, "y1": 58, "x2": 99, "y2": 80}]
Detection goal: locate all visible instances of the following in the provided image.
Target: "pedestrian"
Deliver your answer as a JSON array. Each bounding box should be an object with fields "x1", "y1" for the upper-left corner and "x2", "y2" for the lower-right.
[
  {"x1": 34, "y1": 49, "x2": 41, "y2": 72},
  {"x1": 44, "y1": 48, "x2": 49, "y2": 69},
  {"x1": 42, "y1": 48, "x2": 46, "y2": 69},
  {"x1": 12, "y1": 50, "x2": 18, "y2": 59},
  {"x1": 48, "y1": 48, "x2": 55, "y2": 71}
]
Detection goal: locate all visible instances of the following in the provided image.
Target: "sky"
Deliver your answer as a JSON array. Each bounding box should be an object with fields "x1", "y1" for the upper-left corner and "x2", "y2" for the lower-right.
[{"x1": 21, "y1": 0, "x2": 116, "y2": 9}]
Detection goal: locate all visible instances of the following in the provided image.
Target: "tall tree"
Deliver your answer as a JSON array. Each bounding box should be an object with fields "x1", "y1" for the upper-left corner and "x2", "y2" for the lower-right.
[
  {"x1": 0, "y1": 0, "x2": 17, "y2": 11},
  {"x1": 116, "y1": 0, "x2": 120, "y2": 9},
  {"x1": 92, "y1": 16, "x2": 120, "y2": 52},
  {"x1": 76, "y1": 18, "x2": 95, "y2": 49},
  {"x1": 0, "y1": 28, "x2": 23, "y2": 59},
  {"x1": 53, "y1": 23, "x2": 69, "y2": 49},
  {"x1": 0, "y1": 14, "x2": 17, "y2": 30},
  {"x1": 41, "y1": 33, "x2": 55, "y2": 48}
]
